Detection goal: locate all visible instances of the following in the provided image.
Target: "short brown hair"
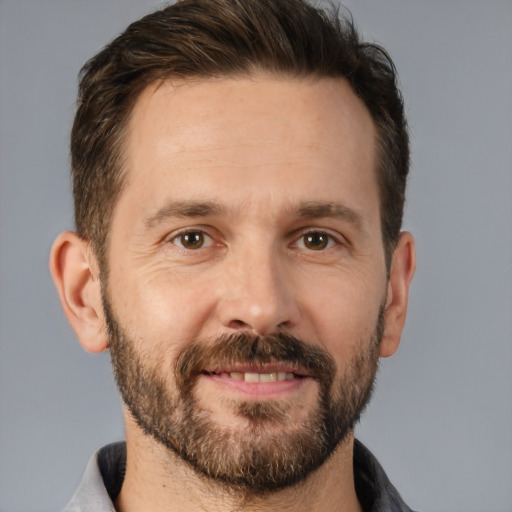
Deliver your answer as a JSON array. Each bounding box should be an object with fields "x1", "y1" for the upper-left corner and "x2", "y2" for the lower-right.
[{"x1": 71, "y1": 0, "x2": 409, "y2": 269}]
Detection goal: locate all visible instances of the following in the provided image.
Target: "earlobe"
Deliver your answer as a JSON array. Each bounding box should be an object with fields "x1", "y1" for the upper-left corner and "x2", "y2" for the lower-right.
[
  {"x1": 380, "y1": 231, "x2": 416, "y2": 358},
  {"x1": 49, "y1": 231, "x2": 108, "y2": 353}
]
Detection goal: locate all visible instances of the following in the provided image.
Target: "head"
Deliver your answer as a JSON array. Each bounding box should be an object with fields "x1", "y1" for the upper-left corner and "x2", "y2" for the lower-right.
[
  {"x1": 71, "y1": 0, "x2": 409, "y2": 273},
  {"x1": 52, "y1": 0, "x2": 415, "y2": 498}
]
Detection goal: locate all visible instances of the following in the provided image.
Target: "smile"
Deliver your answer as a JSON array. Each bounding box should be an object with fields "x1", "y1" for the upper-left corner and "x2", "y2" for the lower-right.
[
  {"x1": 205, "y1": 371, "x2": 301, "y2": 382},
  {"x1": 199, "y1": 364, "x2": 310, "y2": 398}
]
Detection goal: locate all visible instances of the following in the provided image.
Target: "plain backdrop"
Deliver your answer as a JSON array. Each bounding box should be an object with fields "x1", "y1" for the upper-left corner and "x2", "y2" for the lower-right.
[{"x1": 0, "y1": 1, "x2": 511, "y2": 511}]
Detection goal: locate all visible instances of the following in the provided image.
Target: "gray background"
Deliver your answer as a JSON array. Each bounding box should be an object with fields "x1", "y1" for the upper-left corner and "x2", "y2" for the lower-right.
[{"x1": 1, "y1": 1, "x2": 511, "y2": 511}]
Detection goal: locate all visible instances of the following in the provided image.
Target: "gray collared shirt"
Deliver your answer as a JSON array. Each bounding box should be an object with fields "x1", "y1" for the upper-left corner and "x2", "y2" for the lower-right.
[{"x1": 64, "y1": 440, "x2": 416, "y2": 512}]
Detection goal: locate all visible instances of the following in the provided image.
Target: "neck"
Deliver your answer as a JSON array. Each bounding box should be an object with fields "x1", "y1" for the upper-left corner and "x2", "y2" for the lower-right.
[{"x1": 115, "y1": 416, "x2": 363, "y2": 512}]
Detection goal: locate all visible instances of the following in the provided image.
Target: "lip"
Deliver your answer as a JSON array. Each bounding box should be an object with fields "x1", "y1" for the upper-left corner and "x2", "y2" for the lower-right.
[{"x1": 199, "y1": 368, "x2": 311, "y2": 399}]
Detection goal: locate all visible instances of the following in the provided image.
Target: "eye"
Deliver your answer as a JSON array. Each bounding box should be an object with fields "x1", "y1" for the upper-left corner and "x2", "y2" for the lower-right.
[
  {"x1": 296, "y1": 231, "x2": 338, "y2": 251},
  {"x1": 172, "y1": 230, "x2": 213, "y2": 250}
]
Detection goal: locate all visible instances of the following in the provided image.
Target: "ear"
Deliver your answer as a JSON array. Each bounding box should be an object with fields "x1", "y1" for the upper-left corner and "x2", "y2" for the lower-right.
[
  {"x1": 49, "y1": 231, "x2": 108, "y2": 353},
  {"x1": 380, "y1": 231, "x2": 416, "y2": 358}
]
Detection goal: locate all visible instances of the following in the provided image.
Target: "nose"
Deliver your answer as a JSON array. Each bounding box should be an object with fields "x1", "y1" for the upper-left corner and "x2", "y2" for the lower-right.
[{"x1": 218, "y1": 246, "x2": 300, "y2": 335}]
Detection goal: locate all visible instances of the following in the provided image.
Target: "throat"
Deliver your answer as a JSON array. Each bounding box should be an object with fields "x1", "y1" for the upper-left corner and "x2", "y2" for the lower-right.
[{"x1": 118, "y1": 421, "x2": 362, "y2": 512}]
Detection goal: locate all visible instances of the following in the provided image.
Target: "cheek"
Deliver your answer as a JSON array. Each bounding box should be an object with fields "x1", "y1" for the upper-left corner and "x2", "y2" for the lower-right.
[
  {"x1": 110, "y1": 265, "x2": 218, "y2": 352},
  {"x1": 301, "y1": 270, "x2": 384, "y2": 352}
]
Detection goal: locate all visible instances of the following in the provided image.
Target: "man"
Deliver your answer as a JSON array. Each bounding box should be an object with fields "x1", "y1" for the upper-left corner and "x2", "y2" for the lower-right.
[{"x1": 50, "y1": 0, "x2": 416, "y2": 510}]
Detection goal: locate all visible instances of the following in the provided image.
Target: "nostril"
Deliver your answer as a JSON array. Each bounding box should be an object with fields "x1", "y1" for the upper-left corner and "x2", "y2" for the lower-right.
[{"x1": 228, "y1": 319, "x2": 250, "y2": 329}]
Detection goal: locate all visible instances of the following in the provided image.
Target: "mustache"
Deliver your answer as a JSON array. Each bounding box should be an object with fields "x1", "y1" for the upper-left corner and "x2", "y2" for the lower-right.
[{"x1": 174, "y1": 331, "x2": 336, "y2": 389}]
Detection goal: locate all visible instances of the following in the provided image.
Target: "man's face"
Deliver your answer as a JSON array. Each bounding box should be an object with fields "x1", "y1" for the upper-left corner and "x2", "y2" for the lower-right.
[{"x1": 104, "y1": 75, "x2": 388, "y2": 491}]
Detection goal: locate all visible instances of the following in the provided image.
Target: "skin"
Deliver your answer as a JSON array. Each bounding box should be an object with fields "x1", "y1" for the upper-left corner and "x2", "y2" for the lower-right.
[{"x1": 51, "y1": 74, "x2": 416, "y2": 512}]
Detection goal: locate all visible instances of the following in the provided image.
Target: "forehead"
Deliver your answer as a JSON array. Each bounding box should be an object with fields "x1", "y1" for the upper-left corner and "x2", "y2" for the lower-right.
[
  {"x1": 128, "y1": 75, "x2": 375, "y2": 160},
  {"x1": 120, "y1": 74, "x2": 378, "y2": 224}
]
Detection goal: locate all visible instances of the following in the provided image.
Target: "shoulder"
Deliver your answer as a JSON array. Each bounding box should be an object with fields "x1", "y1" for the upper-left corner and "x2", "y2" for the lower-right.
[
  {"x1": 63, "y1": 442, "x2": 126, "y2": 512},
  {"x1": 353, "y1": 439, "x2": 418, "y2": 512}
]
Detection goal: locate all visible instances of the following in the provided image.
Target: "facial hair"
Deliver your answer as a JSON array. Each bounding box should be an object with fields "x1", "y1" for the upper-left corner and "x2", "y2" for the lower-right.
[{"x1": 104, "y1": 295, "x2": 383, "y2": 495}]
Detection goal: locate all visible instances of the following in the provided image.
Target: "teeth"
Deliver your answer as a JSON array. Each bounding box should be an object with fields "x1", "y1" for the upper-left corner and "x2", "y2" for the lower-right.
[
  {"x1": 244, "y1": 372, "x2": 259, "y2": 383},
  {"x1": 224, "y1": 372, "x2": 296, "y2": 382},
  {"x1": 259, "y1": 372, "x2": 277, "y2": 382}
]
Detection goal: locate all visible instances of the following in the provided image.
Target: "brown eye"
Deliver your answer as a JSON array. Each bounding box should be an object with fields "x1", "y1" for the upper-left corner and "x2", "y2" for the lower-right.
[
  {"x1": 299, "y1": 232, "x2": 336, "y2": 251},
  {"x1": 174, "y1": 231, "x2": 210, "y2": 250}
]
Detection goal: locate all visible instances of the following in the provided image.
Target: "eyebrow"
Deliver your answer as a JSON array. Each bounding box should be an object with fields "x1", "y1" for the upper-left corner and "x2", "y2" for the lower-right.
[
  {"x1": 143, "y1": 199, "x2": 365, "y2": 232},
  {"x1": 297, "y1": 201, "x2": 364, "y2": 230},
  {"x1": 143, "y1": 200, "x2": 226, "y2": 228}
]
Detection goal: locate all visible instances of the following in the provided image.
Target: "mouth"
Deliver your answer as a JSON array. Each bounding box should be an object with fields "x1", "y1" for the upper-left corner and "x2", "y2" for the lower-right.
[
  {"x1": 203, "y1": 362, "x2": 308, "y2": 381},
  {"x1": 199, "y1": 363, "x2": 310, "y2": 398},
  {"x1": 203, "y1": 370, "x2": 305, "y2": 383}
]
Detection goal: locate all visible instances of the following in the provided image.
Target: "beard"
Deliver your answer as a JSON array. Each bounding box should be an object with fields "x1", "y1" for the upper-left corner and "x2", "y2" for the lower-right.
[{"x1": 104, "y1": 294, "x2": 383, "y2": 495}]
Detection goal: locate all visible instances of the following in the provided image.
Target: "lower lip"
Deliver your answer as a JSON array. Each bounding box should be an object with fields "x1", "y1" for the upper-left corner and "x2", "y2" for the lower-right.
[{"x1": 201, "y1": 374, "x2": 309, "y2": 399}]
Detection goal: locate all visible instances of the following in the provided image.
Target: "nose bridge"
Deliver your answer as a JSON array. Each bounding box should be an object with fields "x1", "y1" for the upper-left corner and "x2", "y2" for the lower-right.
[{"x1": 219, "y1": 239, "x2": 299, "y2": 334}]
